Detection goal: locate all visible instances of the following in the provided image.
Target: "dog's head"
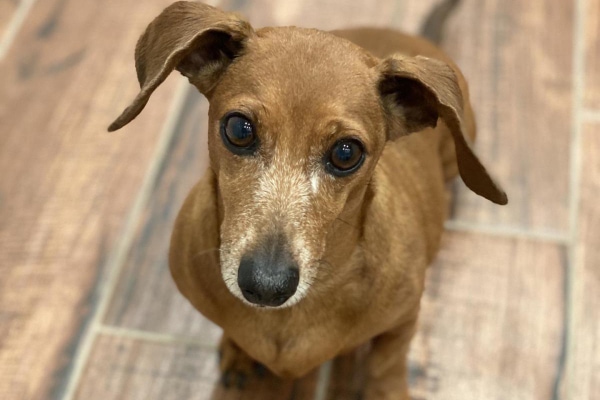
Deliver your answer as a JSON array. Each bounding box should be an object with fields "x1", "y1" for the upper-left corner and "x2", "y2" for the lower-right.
[{"x1": 110, "y1": 2, "x2": 506, "y2": 308}]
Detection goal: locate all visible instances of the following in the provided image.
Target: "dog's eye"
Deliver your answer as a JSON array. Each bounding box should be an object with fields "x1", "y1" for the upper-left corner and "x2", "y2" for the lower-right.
[
  {"x1": 325, "y1": 139, "x2": 365, "y2": 176},
  {"x1": 221, "y1": 113, "x2": 257, "y2": 154}
]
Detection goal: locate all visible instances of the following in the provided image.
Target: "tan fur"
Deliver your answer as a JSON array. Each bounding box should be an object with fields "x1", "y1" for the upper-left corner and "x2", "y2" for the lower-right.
[{"x1": 110, "y1": 2, "x2": 507, "y2": 398}]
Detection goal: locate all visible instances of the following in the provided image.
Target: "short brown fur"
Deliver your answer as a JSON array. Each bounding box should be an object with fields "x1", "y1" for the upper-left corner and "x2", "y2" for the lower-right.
[{"x1": 110, "y1": 2, "x2": 507, "y2": 398}]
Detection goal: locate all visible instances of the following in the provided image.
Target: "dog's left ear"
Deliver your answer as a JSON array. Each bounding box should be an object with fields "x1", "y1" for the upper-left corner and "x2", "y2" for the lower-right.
[
  {"x1": 377, "y1": 54, "x2": 507, "y2": 205},
  {"x1": 108, "y1": 1, "x2": 254, "y2": 132}
]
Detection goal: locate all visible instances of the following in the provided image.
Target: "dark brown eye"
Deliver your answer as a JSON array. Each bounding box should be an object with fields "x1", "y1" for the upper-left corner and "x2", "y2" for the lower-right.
[
  {"x1": 221, "y1": 113, "x2": 257, "y2": 154},
  {"x1": 325, "y1": 139, "x2": 365, "y2": 176}
]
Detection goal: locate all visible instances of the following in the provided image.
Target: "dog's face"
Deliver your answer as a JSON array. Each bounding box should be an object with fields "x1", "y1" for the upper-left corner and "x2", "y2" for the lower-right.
[
  {"x1": 109, "y1": 2, "x2": 507, "y2": 309},
  {"x1": 207, "y1": 29, "x2": 387, "y2": 307}
]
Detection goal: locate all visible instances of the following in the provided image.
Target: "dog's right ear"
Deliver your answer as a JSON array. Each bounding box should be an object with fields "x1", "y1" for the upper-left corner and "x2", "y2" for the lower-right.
[
  {"x1": 108, "y1": 1, "x2": 254, "y2": 132},
  {"x1": 376, "y1": 54, "x2": 508, "y2": 205}
]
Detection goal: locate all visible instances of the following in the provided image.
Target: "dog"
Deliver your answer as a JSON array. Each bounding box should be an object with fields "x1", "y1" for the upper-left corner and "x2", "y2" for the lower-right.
[{"x1": 109, "y1": 1, "x2": 507, "y2": 398}]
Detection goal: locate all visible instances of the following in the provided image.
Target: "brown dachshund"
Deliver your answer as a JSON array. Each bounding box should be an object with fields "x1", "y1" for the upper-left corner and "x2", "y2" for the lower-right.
[{"x1": 109, "y1": 1, "x2": 507, "y2": 398}]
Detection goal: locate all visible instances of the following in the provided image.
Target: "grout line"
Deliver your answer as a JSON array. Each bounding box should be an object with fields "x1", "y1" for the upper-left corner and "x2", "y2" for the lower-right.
[
  {"x1": 60, "y1": 79, "x2": 191, "y2": 400},
  {"x1": 97, "y1": 325, "x2": 218, "y2": 350},
  {"x1": 313, "y1": 360, "x2": 333, "y2": 400},
  {"x1": 556, "y1": 0, "x2": 587, "y2": 398},
  {"x1": 581, "y1": 108, "x2": 600, "y2": 123},
  {"x1": 443, "y1": 220, "x2": 571, "y2": 245},
  {"x1": 0, "y1": 0, "x2": 38, "y2": 60}
]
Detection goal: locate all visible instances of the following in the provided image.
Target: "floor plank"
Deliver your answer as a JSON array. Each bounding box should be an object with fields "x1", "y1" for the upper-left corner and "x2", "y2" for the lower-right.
[
  {"x1": 584, "y1": 0, "x2": 600, "y2": 109},
  {"x1": 444, "y1": 0, "x2": 574, "y2": 235},
  {"x1": 74, "y1": 334, "x2": 218, "y2": 400},
  {"x1": 74, "y1": 334, "x2": 318, "y2": 400},
  {"x1": 0, "y1": 0, "x2": 583, "y2": 398},
  {"x1": 326, "y1": 232, "x2": 567, "y2": 400},
  {"x1": 103, "y1": 88, "x2": 221, "y2": 339},
  {"x1": 562, "y1": 124, "x2": 600, "y2": 399},
  {"x1": 410, "y1": 232, "x2": 566, "y2": 400},
  {"x1": 242, "y1": 0, "x2": 442, "y2": 33},
  {"x1": 0, "y1": 0, "x2": 180, "y2": 398}
]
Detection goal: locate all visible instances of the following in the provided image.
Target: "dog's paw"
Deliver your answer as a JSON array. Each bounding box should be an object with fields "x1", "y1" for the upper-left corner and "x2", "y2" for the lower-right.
[{"x1": 218, "y1": 336, "x2": 266, "y2": 390}]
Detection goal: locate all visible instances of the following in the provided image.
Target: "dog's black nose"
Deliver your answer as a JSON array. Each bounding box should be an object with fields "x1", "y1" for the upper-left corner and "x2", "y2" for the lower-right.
[{"x1": 237, "y1": 236, "x2": 299, "y2": 307}]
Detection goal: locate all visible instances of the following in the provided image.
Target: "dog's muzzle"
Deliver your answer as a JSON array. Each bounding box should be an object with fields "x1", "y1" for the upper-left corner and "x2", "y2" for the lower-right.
[{"x1": 237, "y1": 235, "x2": 300, "y2": 307}]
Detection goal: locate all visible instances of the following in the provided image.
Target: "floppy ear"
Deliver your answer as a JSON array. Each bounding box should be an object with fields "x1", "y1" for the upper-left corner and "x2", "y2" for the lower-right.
[
  {"x1": 377, "y1": 55, "x2": 508, "y2": 205},
  {"x1": 108, "y1": 1, "x2": 254, "y2": 132}
]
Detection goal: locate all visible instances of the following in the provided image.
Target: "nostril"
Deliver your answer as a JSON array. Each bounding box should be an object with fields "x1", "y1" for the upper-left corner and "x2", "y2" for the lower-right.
[
  {"x1": 283, "y1": 268, "x2": 300, "y2": 295},
  {"x1": 242, "y1": 288, "x2": 258, "y2": 298},
  {"x1": 238, "y1": 258, "x2": 259, "y2": 301},
  {"x1": 241, "y1": 288, "x2": 261, "y2": 304}
]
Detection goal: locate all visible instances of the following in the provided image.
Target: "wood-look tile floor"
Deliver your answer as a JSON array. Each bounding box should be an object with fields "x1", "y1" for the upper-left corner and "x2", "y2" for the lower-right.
[{"x1": 0, "y1": 0, "x2": 598, "y2": 399}]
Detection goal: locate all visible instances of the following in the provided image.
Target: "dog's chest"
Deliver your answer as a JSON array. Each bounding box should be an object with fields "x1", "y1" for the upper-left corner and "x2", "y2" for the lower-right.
[
  {"x1": 226, "y1": 308, "x2": 368, "y2": 377},
  {"x1": 221, "y1": 280, "x2": 408, "y2": 378}
]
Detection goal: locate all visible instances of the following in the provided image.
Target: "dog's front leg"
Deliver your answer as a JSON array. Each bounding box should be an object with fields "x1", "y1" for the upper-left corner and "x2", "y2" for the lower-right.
[
  {"x1": 364, "y1": 318, "x2": 418, "y2": 400},
  {"x1": 218, "y1": 334, "x2": 266, "y2": 389}
]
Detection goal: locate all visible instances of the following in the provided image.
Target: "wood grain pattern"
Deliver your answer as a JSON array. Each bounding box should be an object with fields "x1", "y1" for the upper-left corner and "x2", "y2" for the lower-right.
[
  {"x1": 239, "y1": 0, "x2": 443, "y2": 33},
  {"x1": 409, "y1": 232, "x2": 566, "y2": 400},
  {"x1": 584, "y1": 0, "x2": 600, "y2": 109},
  {"x1": 444, "y1": 0, "x2": 574, "y2": 235},
  {"x1": 562, "y1": 125, "x2": 600, "y2": 399},
  {"x1": 326, "y1": 232, "x2": 566, "y2": 400},
  {"x1": 74, "y1": 335, "x2": 219, "y2": 400},
  {"x1": 103, "y1": 88, "x2": 222, "y2": 340},
  {"x1": 2, "y1": 0, "x2": 591, "y2": 399},
  {"x1": 0, "y1": 0, "x2": 180, "y2": 398},
  {"x1": 74, "y1": 334, "x2": 318, "y2": 400}
]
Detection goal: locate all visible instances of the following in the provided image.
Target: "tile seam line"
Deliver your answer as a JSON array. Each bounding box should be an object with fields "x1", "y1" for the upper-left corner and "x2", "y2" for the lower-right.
[
  {"x1": 0, "y1": 0, "x2": 39, "y2": 60},
  {"x1": 60, "y1": 79, "x2": 191, "y2": 400},
  {"x1": 581, "y1": 108, "x2": 600, "y2": 122},
  {"x1": 444, "y1": 220, "x2": 570, "y2": 244},
  {"x1": 97, "y1": 324, "x2": 332, "y2": 399},
  {"x1": 556, "y1": 0, "x2": 587, "y2": 398},
  {"x1": 313, "y1": 360, "x2": 333, "y2": 400},
  {"x1": 97, "y1": 325, "x2": 219, "y2": 350}
]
